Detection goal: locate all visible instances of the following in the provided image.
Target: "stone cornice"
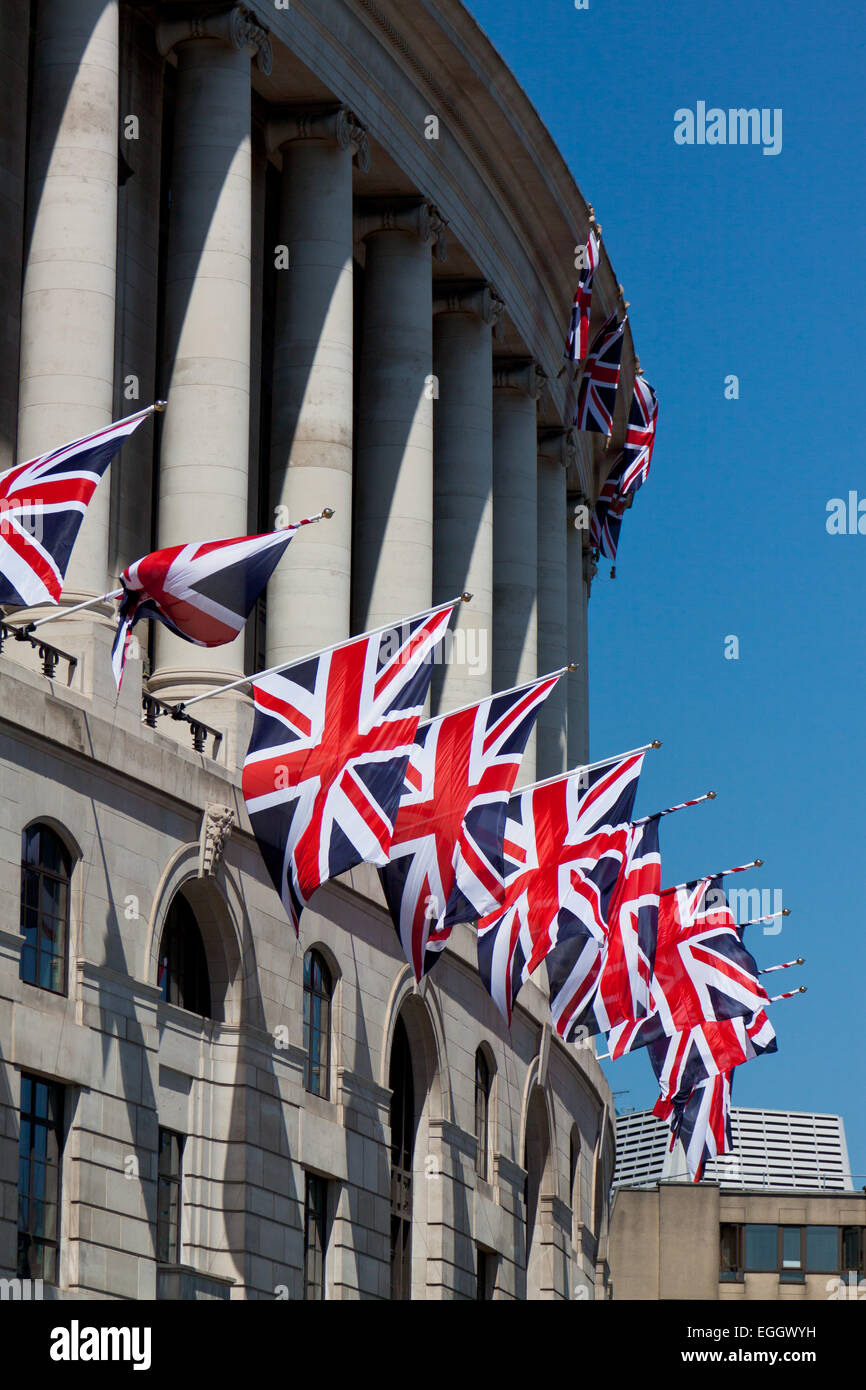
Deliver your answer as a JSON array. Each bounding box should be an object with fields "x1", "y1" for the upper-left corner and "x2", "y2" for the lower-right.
[
  {"x1": 267, "y1": 104, "x2": 371, "y2": 171},
  {"x1": 157, "y1": 5, "x2": 273, "y2": 74}
]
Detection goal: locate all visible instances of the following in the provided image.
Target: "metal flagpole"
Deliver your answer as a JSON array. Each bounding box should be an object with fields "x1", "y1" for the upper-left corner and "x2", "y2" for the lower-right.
[
  {"x1": 740, "y1": 909, "x2": 791, "y2": 928},
  {"x1": 661, "y1": 858, "x2": 763, "y2": 895},
  {"x1": 514, "y1": 739, "x2": 662, "y2": 798},
  {"x1": 633, "y1": 791, "x2": 715, "y2": 824},
  {"x1": 13, "y1": 588, "x2": 125, "y2": 632},
  {"x1": 759, "y1": 958, "x2": 805, "y2": 974},
  {"x1": 413, "y1": 663, "x2": 578, "y2": 730},
  {"x1": 768, "y1": 986, "x2": 807, "y2": 1002},
  {"x1": 176, "y1": 592, "x2": 473, "y2": 713}
]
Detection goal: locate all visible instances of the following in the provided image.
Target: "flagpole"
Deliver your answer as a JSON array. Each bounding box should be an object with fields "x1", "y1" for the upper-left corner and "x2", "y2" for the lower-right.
[
  {"x1": 633, "y1": 791, "x2": 715, "y2": 824},
  {"x1": 515, "y1": 739, "x2": 662, "y2": 797},
  {"x1": 740, "y1": 909, "x2": 791, "y2": 929},
  {"x1": 176, "y1": 591, "x2": 473, "y2": 712},
  {"x1": 768, "y1": 986, "x2": 807, "y2": 1002},
  {"x1": 759, "y1": 958, "x2": 804, "y2": 974},
  {"x1": 661, "y1": 859, "x2": 763, "y2": 895},
  {"x1": 414, "y1": 664, "x2": 578, "y2": 729},
  {"x1": 11, "y1": 588, "x2": 125, "y2": 632}
]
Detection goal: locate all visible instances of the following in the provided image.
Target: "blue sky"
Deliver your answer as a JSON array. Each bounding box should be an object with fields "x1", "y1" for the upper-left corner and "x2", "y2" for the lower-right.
[{"x1": 465, "y1": 0, "x2": 866, "y2": 1176}]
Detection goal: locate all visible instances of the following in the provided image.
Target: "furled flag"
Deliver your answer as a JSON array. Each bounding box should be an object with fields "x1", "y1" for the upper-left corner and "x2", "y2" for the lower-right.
[
  {"x1": 619, "y1": 375, "x2": 659, "y2": 497},
  {"x1": 575, "y1": 313, "x2": 627, "y2": 436},
  {"x1": 589, "y1": 454, "x2": 629, "y2": 564},
  {"x1": 110, "y1": 520, "x2": 326, "y2": 689},
  {"x1": 606, "y1": 875, "x2": 774, "y2": 1097},
  {"x1": 0, "y1": 406, "x2": 159, "y2": 609},
  {"x1": 476, "y1": 754, "x2": 644, "y2": 1024},
  {"x1": 564, "y1": 230, "x2": 599, "y2": 363},
  {"x1": 380, "y1": 673, "x2": 563, "y2": 982},
  {"x1": 660, "y1": 1070, "x2": 734, "y2": 1182},
  {"x1": 242, "y1": 600, "x2": 459, "y2": 933},
  {"x1": 549, "y1": 814, "x2": 661, "y2": 1044}
]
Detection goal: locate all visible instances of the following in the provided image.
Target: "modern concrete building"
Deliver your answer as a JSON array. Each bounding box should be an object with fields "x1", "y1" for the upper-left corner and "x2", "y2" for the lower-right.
[
  {"x1": 609, "y1": 1109, "x2": 866, "y2": 1300},
  {"x1": 0, "y1": 1, "x2": 637, "y2": 1299}
]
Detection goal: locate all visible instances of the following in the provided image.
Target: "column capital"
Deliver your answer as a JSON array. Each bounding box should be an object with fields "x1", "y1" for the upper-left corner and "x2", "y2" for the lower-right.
[
  {"x1": 433, "y1": 281, "x2": 505, "y2": 336},
  {"x1": 157, "y1": 5, "x2": 273, "y2": 74},
  {"x1": 267, "y1": 105, "x2": 371, "y2": 171},
  {"x1": 357, "y1": 197, "x2": 448, "y2": 261},
  {"x1": 493, "y1": 358, "x2": 547, "y2": 399},
  {"x1": 538, "y1": 425, "x2": 577, "y2": 469}
]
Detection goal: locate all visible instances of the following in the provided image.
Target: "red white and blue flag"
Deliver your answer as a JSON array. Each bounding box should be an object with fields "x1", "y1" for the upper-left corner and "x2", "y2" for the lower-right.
[
  {"x1": 0, "y1": 406, "x2": 157, "y2": 609},
  {"x1": 606, "y1": 875, "x2": 774, "y2": 1093},
  {"x1": 380, "y1": 673, "x2": 563, "y2": 982},
  {"x1": 619, "y1": 376, "x2": 659, "y2": 496},
  {"x1": 590, "y1": 455, "x2": 629, "y2": 563},
  {"x1": 575, "y1": 313, "x2": 627, "y2": 436},
  {"x1": 549, "y1": 814, "x2": 661, "y2": 1043},
  {"x1": 476, "y1": 753, "x2": 644, "y2": 1024},
  {"x1": 110, "y1": 522, "x2": 321, "y2": 689},
  {"x1": 660, "y1": 1070, "x2": 734, "y2": 1182},
  {"x1": 564, "y1": 230, "x2": 599, "y2": 363},
  {"x1": 241, "y1": 601, "x2": 458, "y2": 933}
]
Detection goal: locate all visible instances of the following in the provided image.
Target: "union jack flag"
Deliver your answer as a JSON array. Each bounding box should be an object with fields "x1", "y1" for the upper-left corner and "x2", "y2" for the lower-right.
[
  {"x1": 476, "y1": 754, "x2": 644, "y2": 1024},
  {"x1": 110, "y1": 522, "x2": 322, "y2": 689},
  {"x1": 241, "y1": 601, "x2": 458, "y2": 933},
  {"x1": 575, "y1": 313, "x2": 627, "y2": 436},
  {"x1": 564, "y1": 231, "x2": 599, "y2": 363},
  {"x1": 660, "y1": 1070, "x2": 734, "y2": 1182},
  {"x1": 380, "y1": 673, "x2": 562, "y2": 982},
  {"x1": 619, "y1": 376, "x2": 658, "y2": 496},
  {"x1": 549, "y1": 815, "x2": 661, "y2": 1043},
  {"x1": 0, "y1": 406, "x2": 158, "y2": 609},
  {"x1": 606, "y1": 875, "x2": 773, "y2": 1093},
  {"x1": 589, "y1": 454, "x2": 629, "y2": 563}
]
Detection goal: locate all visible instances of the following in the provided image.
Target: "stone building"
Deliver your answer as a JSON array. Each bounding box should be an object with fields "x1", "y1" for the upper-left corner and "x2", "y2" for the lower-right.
[
  {"x1": 609, "y1": 1108, "x2": 866, "y2": 1301},
  {"x1": 0, "y1": 0, "x2": 639, "y2": 1299}
]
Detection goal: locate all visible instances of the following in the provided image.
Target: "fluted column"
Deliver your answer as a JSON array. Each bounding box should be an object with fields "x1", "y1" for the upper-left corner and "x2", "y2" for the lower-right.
[
  {"x1": 150, "y1": 7, "x2": 271, "y2": 694},
  {"x1": 567, "y1": 493, "x2": 593, "y2": 767},
  {"x1": 264, "y1": 108, "x2": 368, "y2": 666},
  {"x1": 17, "y1": 0, "x2": 119, "y2": 601},
  {"x1": 431, "y1": 283, "x2": 503, "y2": 714},
  {"x1": 492, "y1": 361, "x2": 546, "y2": 782},
  {"x1": 536, "y1": 429, "x2": 572, "y2": 778},
  {"x1": 353, "y1": 200, "x2": 446, "y2": 632}
]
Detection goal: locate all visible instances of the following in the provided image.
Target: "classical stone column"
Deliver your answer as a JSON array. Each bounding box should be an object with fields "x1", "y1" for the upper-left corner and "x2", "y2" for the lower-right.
[
  {"x1": 492, "y1": 361, "x2": 546, "y2": 782},
  {"x1": 567, "y1": 492, "x2": 594, "y2": 767},
  {"x1": 353, "y1": 200, "x2": 446, "y2": 633},
  {"x1": 536, "y1": 429, "x2": 572, "y2": 778},
  {"x1": 266, "y1": 107, "x2": 370, "y2": 667},
  {"x1": 0, "y1": 0, "x2": 30, "y2": 477},
  {"x1": 431, "y1": 283, "x2": 503, "y2": 714},
  {"x1": 150, "y1": 7, "x2": 271, "y2": 695},
  {"x1": 17, "y1": 0, "x2": 120, "y2": 601}
]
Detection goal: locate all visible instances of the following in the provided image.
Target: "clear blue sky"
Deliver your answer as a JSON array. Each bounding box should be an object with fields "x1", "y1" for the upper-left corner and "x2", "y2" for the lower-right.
[{"x1": 465, "y1": 0, "x2": 866, "y2": 1177}]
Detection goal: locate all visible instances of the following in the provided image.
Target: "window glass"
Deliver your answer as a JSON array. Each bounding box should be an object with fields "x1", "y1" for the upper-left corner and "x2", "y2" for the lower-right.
[
  {"x1": 744, "y1": 1224, "x2": 777, "y2": 1271},
  {"x1": 20, "y1": 825, "x2": 71, "y2": 995},
  {"x1": 18, "y1": 1074, "x2": 64, "y2": 1283},
  {"x1": 806, "y1": 1226, "x2": 839, "y2": 1272},
  {"x1": 720, "y1": 1223, "x2": 742, "y2": 1279},
  {"x1": 303, "y1": 950, "x2": 332, "y2": 1098}
]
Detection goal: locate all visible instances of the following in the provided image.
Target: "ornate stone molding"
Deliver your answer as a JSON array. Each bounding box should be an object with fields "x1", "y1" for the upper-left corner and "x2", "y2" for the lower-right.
[
  {"x1": 157, "y1": 5, "x2": 273, "y2": 74},
  {"x1": 493, "y1": 358, "x2": 548, "y2": 400},
  {"x1": 538, "y1": 426, "x2": 577, "y2": 469},
  {"x1": 198, "y1": 803, "x2": 235, "y2": 878},
  {"x1": 357, "y1": 198, "x2": 448, "y2": 261},
  {"x1": 433, "y1": 281, "x2": 505, "y2": 337},
  {"x1": 267, "y1": 106, "x2": 371, "y2": 172}
]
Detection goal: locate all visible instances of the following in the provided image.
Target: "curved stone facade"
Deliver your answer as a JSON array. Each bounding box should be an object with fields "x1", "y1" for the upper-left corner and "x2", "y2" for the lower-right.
[{"x1": 0, "y1": 0, "x2": 631, "y2": 1299}]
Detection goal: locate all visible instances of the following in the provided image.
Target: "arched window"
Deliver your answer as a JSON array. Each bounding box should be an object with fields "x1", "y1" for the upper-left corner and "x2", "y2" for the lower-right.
[
  {"x1": 158, "y1": 891, "x2": 211, "y2": 1018},
  {"x1": 474, "y1": 1048, "x2": 491, "y2": 1182},
  {"x1": 20, "y1": 823, "x2": 72, "y2": 994},
  {"x1": 303, "y1": 949, "x2": 332, "y2": 1098},
  {"x1": 389, "y1": 1016, "x2": 415, "y2": 1300}
]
